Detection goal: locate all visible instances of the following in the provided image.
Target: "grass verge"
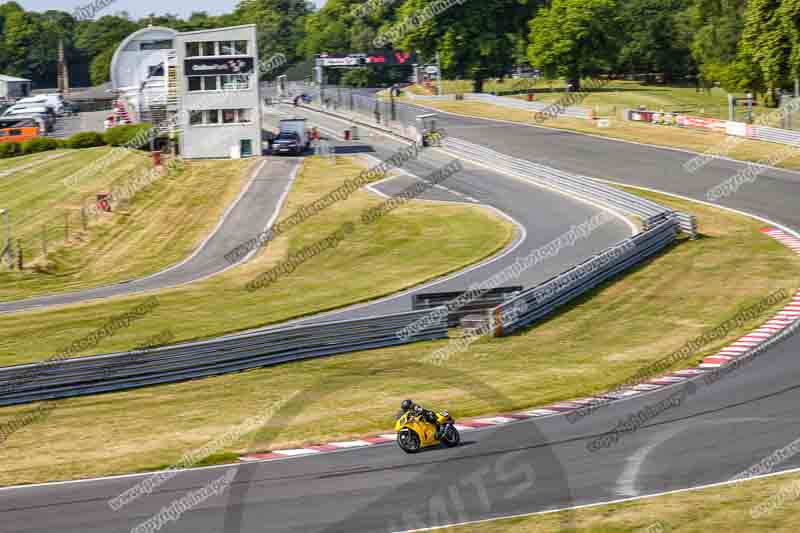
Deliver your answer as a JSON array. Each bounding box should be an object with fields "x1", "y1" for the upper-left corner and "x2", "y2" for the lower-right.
[
  {"x1": 409, "y1": 99, "x2": 800, "y2": 172},
  {"x1": 439, "y1": 469, "x2": 800, "y2": 532},
  {"x1": 0, "y1": 147, "x2": 255, "y2": 301},
  {"x1": 0, "y1": 184, "x2": 796, "y2": 486}
]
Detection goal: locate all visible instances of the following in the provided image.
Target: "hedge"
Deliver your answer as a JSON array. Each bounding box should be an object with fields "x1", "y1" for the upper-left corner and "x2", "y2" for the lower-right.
[
  {"x1": 22, "y1": 137, "x2": 60, "y2": 154},
  {"x1": 0, "y1": 142, "x2": 21, "y2": 158},
  {"x1": 103, "y1": 123, "x2": 154, "y2": 147},
  {"x1": 66, "y1": 131, "x2": 106, "y2": 149}
]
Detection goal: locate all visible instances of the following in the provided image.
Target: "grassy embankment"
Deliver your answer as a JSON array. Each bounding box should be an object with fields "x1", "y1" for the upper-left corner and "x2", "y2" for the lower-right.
[{"x1": 0, "y1": 147, "x2": 255, "y2": 301}]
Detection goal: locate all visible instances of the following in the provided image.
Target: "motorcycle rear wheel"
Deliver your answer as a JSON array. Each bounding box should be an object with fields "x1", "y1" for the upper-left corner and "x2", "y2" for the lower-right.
[{"x1": 397, "y1": 429, "x2": 421, "y2": 453}]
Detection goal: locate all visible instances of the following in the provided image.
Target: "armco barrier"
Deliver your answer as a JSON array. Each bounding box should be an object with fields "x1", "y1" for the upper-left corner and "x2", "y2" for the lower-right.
[
  {"x1": 0, "y1": 310, "x2": 448, "y2": 407},
  {"x1": 751, "y1": 124, "x2": 800, "y2": 146},
  {"x1": 492, "y1": 219, "x2": 680, "y2": 336},
  {"x1": 464, "y1": 93, "x2": 594, "y2": 120},
  {"x1": 413, "y1": 287, "x2": 524, "y2": 327}
]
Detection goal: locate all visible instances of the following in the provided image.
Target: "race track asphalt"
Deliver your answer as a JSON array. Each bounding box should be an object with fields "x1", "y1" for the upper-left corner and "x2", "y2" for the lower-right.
[{"x1": 3, "y1": 103, "x2": 800, "y2": 533}]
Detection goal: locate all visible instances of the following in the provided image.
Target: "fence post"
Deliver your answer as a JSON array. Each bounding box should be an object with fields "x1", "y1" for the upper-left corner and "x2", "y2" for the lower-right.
[
  {"x1": 16, "y1": 239, "x2": 22, "y2": 270},
  {"x1": 81, "y1": 201, "x2": 88, "y2": 231}
]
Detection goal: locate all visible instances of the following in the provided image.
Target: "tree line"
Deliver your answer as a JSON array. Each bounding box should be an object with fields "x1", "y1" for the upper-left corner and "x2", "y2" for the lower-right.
[{"x1": 2, "y1": 0, "x2": 799, "y2": 105}]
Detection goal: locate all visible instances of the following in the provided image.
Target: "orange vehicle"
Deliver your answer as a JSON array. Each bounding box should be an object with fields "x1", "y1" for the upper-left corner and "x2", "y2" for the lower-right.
[{"x1": 0, "y1": 126, "x2": 38, "y2": 143}]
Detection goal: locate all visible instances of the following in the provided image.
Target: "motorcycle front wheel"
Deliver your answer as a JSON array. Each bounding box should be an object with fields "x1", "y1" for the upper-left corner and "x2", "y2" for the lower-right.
[
  {"x1": 397, "y1": 428, "x2": 421, "y2": 453},
  {"x1": 441, "y1": 424, "x2": 461, "y2": 447}
]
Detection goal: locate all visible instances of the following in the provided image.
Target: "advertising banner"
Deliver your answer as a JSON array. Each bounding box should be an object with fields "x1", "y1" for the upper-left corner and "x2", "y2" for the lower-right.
[{"x1": 184, "y1": 57, "x2": 254, "y2": 76}]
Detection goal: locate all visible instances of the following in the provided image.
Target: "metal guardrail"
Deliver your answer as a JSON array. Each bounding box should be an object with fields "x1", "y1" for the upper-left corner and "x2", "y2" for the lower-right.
[
  {"x1": 463, "y1": 93, "x2": 594, "y2": 120},
  {"x1": 491, "y1": 219, "x2": 680, "y2": 336},
  {"x1": 413, "y1": 287, "x2": 524, "y2": 327},
  {"x1": 0, "y1": 310, "x2": 448, "y2": 407},
  {"x1": 751, "y1": 125, "x2": 800, "y2": 146}
]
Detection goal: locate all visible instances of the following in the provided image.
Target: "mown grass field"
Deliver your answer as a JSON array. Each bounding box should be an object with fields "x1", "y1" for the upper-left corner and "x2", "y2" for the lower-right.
[
  {"x1": 0, "y1": 185, "x2": 796, "y2": 487},
  {"x1": 0, "y1": 147, "x2": 255, "y2": 301},
  {"x1": 407, "y1": 98, "x2": 800, "y2": 172},
  {"x1": 442, "y1": 470, "x2": 800, "y2": 532}
]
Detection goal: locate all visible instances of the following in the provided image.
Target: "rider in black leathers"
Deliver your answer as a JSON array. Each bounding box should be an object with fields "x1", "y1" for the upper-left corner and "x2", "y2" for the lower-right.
[{"x1": 398, "y1": 399, "x2": 442, "y2": 439}]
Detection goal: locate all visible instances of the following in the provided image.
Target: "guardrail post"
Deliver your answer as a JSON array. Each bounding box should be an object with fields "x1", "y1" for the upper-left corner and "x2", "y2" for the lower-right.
[{"x1": 493, "y1": 308, "x2": 503, "y2": 337}]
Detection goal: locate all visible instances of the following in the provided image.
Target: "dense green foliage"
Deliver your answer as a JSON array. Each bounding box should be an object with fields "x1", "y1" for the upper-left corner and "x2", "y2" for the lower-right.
[
  {"x1": 21, "y1": 137, "x2": 58, "y2": 154},
  {"x1": 65, "y1": 131, "x2": 105, "y2": 149},
  {"x1": 103, "y1": 124, "x2": 154, "y2": 147},
  {"x1": 1, "y1": 0, "x2": 798, "y2": 103},
  {"x1": 0, "y1": 141, "x2": 21, "y2": 158}
]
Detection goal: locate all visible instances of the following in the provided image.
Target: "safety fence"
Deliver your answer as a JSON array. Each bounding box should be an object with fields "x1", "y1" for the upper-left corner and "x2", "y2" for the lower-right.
[
  {"x1": 403, "y1": 91, "x2": 595, "y2": 120},
  {"x1": 490, "y1": 219, "x2": 680, "y2": 336},
  {"x1": 413, "y1": 287, "x2": 524, "y2": 327},
  {"x1": 0, "y1": 310, "x2": 447, "y2": 407},
  {"x1": 626, "y1": 109, "x2": 800, "y2": 148},
  {"x1": 461, "y1": 93, "x2": 594, "y2": 120}
]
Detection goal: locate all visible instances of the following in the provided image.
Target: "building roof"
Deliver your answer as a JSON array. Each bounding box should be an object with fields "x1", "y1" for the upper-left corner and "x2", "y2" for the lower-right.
[{"x1": 0, "y1": 74, "x2": 30, "y2": 82}]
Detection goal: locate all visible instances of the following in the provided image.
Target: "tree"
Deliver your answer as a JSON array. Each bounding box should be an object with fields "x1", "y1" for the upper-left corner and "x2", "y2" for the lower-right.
[
  {"x1": 740, "y1": 0, "x2": 793, "y2": 105},
  {"x1": 74, "y1": 15, "x2": 140, "y2": 60},
  {"x1": 683, "y1": 0, "x2": 748, "y2": 85},
  {"x1": 616, "y1": 0, "x2": 692, "y2": 81},
  {"x1": 89, "y1": 47, "x2": 115, "y2": 85},
  {"x1": 528, "y1": 0, "x2": 620, "y2": 89},
  {"x1": 393, "y1": 0, "x2": 541, "y2": 92},
  {"x1": 341, "y1": 66, "x2": 373, "y2": 87},
  {"x1": 3, "y1": 10, "x2": 46, "y2": 79},
  {"x1": 234, "y1": 0, "x2": 312, "y2": 77}
]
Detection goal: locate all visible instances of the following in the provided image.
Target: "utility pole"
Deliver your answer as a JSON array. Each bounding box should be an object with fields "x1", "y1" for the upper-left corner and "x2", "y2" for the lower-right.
[{"x1": 57, "y1": 39, "x2": 70, "y2": 96}]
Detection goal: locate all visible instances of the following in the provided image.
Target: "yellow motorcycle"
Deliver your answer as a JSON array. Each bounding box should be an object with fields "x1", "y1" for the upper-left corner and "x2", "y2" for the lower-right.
[{"x1": 395, "y1": 409, "x2": 461, "y2": 453}]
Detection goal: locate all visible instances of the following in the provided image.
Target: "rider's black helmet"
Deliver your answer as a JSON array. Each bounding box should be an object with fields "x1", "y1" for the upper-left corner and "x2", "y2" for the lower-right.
[{"x1": 401, "y1": 399, "x2": 414, "y2": 411}]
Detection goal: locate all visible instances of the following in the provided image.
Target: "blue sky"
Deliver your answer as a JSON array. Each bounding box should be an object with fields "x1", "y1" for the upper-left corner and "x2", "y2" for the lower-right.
[{"x1": 20, "y1": 0, "x2": 326, "y2": 19}]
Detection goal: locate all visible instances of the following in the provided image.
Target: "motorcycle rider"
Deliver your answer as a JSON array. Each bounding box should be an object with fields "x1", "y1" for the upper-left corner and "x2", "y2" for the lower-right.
[{"x1": 399, "y1": 399, "x2": 443, "y2": 439}]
